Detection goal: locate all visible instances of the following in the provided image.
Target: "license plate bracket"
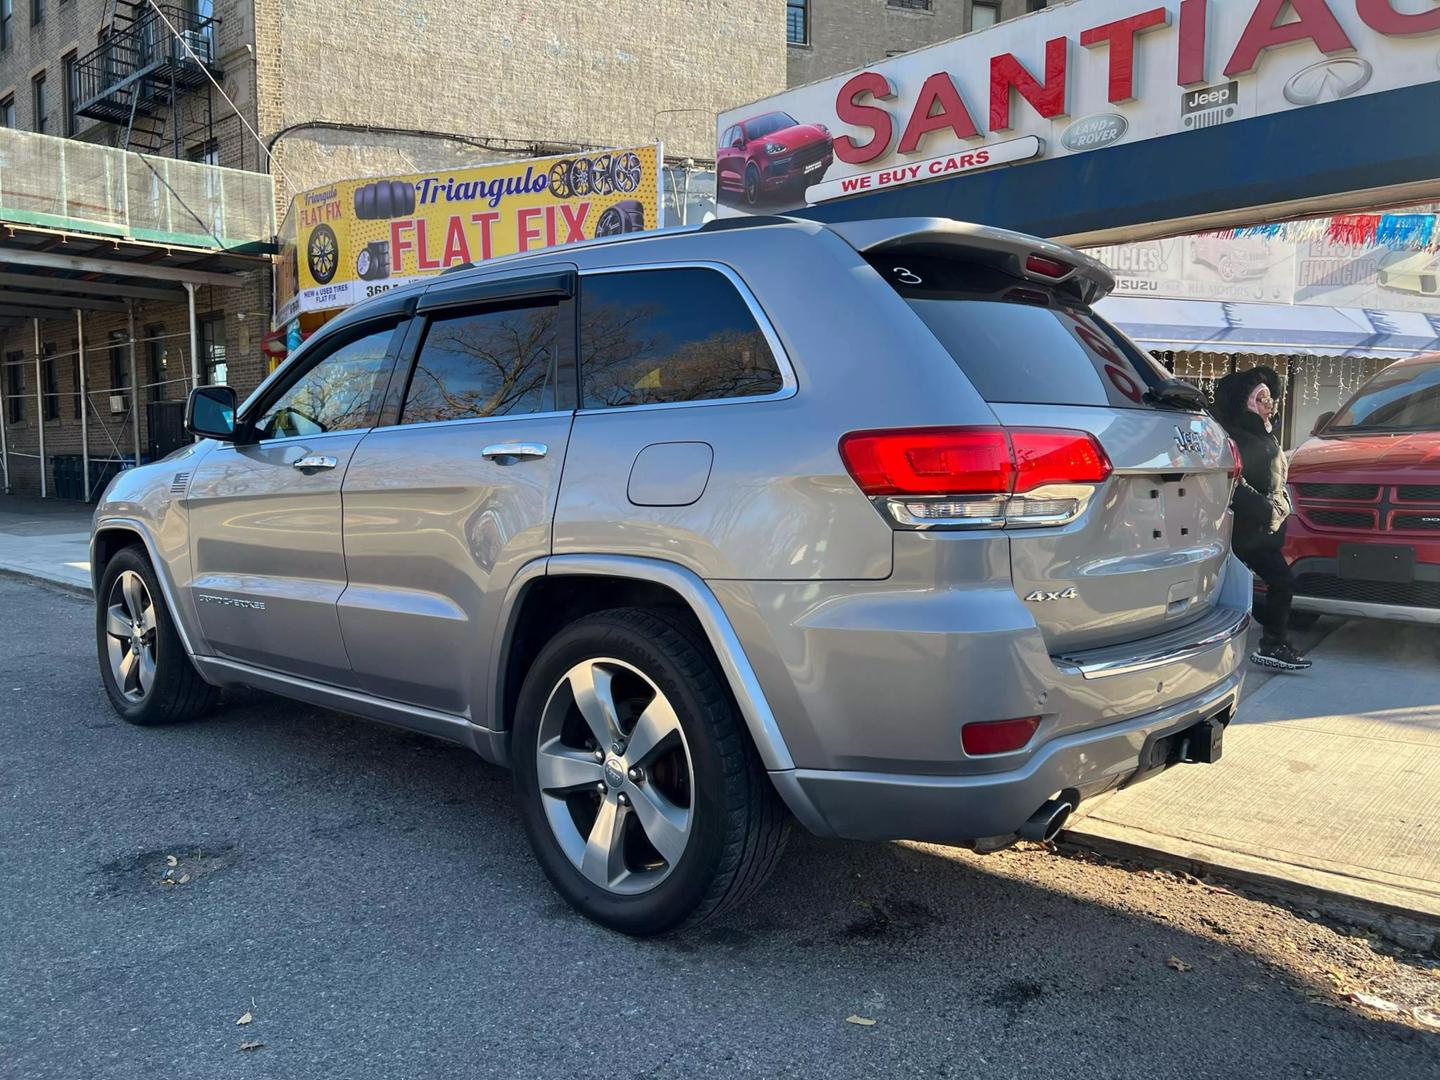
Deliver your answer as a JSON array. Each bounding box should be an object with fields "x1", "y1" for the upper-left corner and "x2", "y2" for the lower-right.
[{"x1": 1337, "y1": 542, "x2": 1414, "y2": 583}]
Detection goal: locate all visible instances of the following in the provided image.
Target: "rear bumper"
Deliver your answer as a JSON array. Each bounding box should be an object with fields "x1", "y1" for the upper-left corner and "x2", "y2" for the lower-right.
[{"x1": 770, "y1": 671, "x2": 1241, "y2": 844}]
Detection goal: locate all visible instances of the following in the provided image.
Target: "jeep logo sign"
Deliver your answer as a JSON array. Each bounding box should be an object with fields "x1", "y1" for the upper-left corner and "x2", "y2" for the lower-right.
[{"x1": 1061, "y1": 114, "x2": 1128, "y2": 152}]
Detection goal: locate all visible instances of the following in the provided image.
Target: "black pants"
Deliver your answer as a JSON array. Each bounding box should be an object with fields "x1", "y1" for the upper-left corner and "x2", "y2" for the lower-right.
[{"x1": 1235, "y1": 541, "x2": 1294, "y2": 644}]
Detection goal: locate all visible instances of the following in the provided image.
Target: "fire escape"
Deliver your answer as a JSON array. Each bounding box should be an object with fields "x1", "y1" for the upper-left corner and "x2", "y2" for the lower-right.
[{"x1": 71, "y1": 2, "x2": 222, "y2": 159}]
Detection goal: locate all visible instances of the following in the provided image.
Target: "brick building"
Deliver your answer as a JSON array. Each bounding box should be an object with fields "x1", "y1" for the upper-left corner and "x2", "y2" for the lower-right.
[
  {"x1": 0, "y1": 0, "x2": 788, "y2": 498},
  {"x1": 784, "y1": 0, "x2": 1031, "y2": 86}
]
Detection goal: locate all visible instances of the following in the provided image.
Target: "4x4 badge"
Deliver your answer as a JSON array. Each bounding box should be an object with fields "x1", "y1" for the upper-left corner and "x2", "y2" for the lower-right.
[{"x1": 1025, "y1": 588, "x2": 1078, "y2": 602}]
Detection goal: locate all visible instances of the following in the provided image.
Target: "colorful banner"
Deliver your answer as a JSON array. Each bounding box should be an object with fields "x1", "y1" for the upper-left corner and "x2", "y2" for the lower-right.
[
  {"x1": 276, "y1": 146, "x2": 664, "y2": 323},
  {"x1": 716, "y1": 0, "x2": 1440, "y2": 216}
]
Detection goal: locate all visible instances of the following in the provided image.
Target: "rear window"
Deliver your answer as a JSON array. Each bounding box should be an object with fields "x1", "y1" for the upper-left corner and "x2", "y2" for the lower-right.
[
  {"x1": 1328, "y1": 361, "x2": 1440, "y2": 433},
  {"x1": 867, "y1": 255, "x2": 1173, "y2": 409}
]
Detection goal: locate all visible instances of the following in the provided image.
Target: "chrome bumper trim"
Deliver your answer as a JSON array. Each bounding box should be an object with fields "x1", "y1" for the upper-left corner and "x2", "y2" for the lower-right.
[
  {"x1": 1292, "y1": 595, "x2": 1440, "y2": 625},
  {"x1": 1052, "y1": 607, "x2": 1251, "y2": 679}
]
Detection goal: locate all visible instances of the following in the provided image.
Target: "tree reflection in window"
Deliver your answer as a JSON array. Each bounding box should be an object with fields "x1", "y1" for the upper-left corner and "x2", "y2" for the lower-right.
[
  {"x1": 254, "y1": 325, "x2": 395, "y2": 440},
  {"x1": 581, "y1": 269, "x2": 783, "y2": 409},
  {"x1": 403, "y1": 302, "x2": 556, "y2": 423}
]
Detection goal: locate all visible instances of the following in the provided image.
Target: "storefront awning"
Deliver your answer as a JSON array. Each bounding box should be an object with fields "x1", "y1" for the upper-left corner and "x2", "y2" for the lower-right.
[{"x1": 1096, "y1": 297, "x2": 1440, "y2": 359}]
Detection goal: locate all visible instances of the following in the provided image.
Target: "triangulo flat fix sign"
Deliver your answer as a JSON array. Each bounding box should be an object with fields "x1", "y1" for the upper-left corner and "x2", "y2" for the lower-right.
[
  {"x1": 275, "y1": 145, "x2": 663, "y2": 322},
  {"x1": 716, "y1": 0, "x2": 1440, "y2": 216}
]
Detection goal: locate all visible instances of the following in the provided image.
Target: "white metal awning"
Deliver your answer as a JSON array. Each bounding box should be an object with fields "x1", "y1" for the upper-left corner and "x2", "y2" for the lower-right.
[{"x1": 1096, "y1": 297, "x2": 1440, "y2": 359}]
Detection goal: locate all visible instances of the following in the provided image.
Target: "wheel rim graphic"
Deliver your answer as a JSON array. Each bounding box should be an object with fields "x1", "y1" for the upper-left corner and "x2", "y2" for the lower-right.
[{"x1": 307, "y1": 224, "x2": 338, "y2": 285}]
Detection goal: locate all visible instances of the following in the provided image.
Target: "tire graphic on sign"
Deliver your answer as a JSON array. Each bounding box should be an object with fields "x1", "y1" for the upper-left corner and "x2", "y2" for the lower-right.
[{"x1": 307, "y1": 224, "x2": 339, "y2": 285}]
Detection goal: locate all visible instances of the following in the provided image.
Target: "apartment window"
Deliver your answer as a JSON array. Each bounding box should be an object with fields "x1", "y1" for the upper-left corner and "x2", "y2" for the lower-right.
[
  {"x1": 29, "y1": 0, "x2": 39, "y2": 26},
  {"x1": 146, "y1": 325, "x2": 168, "y2": 401},
  {"x1": 6, "y1": 353, "x2": 25, "y2": 423},
  {"x1": 109, "y1": 330, "x2": 129, "y2": 393},
  {"x1": 786, "y1": 0, "x2": 808, "y2": 45},
  {"x1": 1026, "y1": 0, "x2": 1047, "y2": 11},
  {"x1": 1, "y1": 0, "x2": 11, "y2": 51},
  {"x1": 41, "y1": 345, "x2": 58, "y2": 421},
  {"x1": 0, "y1": 96, "x2": 14, "y2": 128},
  {"x1": 889, "y1": 0, "x2": 933, "y2": 10},
  {"x1": 31, "y1": 71, "x2": 46, "y2": 134},
  {"x1": 62, "y1": 51, "x2": 76, "y2": 136},
  {"x1": 971, "y1": 0, "x2": 999, "y2": 29},
  {"x1": 199, "y1": 313, "x2": 227, "y2": 385},
  {"x1": 187, "y1": 139, "x2": 219, "y2": 166}
]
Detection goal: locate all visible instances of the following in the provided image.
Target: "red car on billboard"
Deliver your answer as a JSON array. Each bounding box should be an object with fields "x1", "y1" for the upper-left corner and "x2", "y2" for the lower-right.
[
  {"x1": 717, "y1": 111, "x2": 834, "y2": 207},
  {"x1": 1281, "y1": 352, "x2": 1440, "y2": 626}
]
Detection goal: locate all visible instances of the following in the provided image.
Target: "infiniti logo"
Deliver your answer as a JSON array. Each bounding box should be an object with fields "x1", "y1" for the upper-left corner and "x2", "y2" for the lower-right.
[{"x1": 1282, "y1": 57, "x2": 1372, "y2": 106}]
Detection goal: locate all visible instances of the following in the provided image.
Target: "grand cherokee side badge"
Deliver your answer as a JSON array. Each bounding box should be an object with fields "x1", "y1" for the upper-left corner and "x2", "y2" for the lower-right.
[{"x1": 1025, "y1": 588, "x2": 1078, "y2": 602}]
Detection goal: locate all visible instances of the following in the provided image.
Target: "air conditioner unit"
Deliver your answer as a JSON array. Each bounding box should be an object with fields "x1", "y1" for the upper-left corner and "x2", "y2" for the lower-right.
[{"x1": 109, "y1": 394, "x2": 127, "y2": 415}]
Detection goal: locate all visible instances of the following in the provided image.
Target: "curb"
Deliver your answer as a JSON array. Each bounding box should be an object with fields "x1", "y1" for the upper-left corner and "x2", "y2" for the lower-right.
[
  {"x1": 0, "y1": 565, "x2": 92, "y2": 598},
  {"x1": 1062, "y1": 823, "x2": 1440, "y2": 957}
]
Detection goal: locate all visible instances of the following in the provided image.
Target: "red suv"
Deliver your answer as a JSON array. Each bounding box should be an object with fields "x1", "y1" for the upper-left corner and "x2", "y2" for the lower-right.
[
  {"x1": 1284, "y1": 352, "x2": 1440, "y2": 625},
  {"x1": 717, "y1": 111, "x2": 834, "y2": 207}
]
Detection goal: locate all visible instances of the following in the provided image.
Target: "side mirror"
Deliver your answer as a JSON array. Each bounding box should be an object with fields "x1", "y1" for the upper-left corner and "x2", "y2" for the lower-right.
[
  {"x1": 185, "y1": 385, "x2": 237, "y2": 440},
  {"x1": 1311, "y1": 410, "x2": 1335, "y2": 436}
]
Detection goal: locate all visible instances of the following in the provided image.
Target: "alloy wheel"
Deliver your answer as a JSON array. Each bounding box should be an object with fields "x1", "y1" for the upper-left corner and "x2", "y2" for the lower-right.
[
  {"x1": 535, "y1": 657, "x2": 694, "y2": 895},
  {"x1": 104, "y1": 570, "x2": 157, "y2": 703}
]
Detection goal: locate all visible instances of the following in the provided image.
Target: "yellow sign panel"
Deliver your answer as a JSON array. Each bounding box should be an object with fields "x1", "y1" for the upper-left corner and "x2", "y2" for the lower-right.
[{"x1": 275, "y1": 145, "x2": 663, "y2": 323}]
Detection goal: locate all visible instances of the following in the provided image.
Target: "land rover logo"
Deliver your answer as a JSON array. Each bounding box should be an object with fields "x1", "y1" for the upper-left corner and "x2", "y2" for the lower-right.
[
  {"x1": 1283, "y1": 58, "x2": 1372, "y2": 106},
  {"x1": 1061, "y1": 114, "x2": 1127, "y2": 153}
]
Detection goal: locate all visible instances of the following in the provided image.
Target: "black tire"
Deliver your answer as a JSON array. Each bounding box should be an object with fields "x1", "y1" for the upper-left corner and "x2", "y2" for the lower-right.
[
  {"x1": 307, "y1": 223, "x2": 338, "y2": 284},
  {"x1": 595, "y1": 199, "x2": 645, "y2": 237},
  {"x1": 512, "y1": 608, "x2": 789, "y2": 935},
  {"x1": 96, "y1": 546, "x2": 218, "y2": 726},
  {"x1": 744, "y1": 163, "x2": 761, "y2": 207}
]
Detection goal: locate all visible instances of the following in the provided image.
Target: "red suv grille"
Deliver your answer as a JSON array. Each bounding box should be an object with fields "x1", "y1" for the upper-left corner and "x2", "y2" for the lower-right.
[
  {"x1": 1296, "y1": 482, "x2": 1379, "y2": 500},
  {"x1": 1304, "y1": 508, "x2": 1376, "y2": 529},
  {"x1": 1391, "y1": 512, "x2": 1440, "y2": 532},
  {"x1": 1397, "y1": 485, "x2": 1440, "y2": 501}
]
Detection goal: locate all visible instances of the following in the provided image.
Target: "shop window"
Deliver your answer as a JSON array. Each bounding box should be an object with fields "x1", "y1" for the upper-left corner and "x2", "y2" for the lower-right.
[
  {"x1": 402, "y1": 303, "x2": 557, "y2": 424},
  {"x1": 109, "y1": 331, "x2": 129, "y2": 391},
  {"x1": 786, "y1": 0, "x2": 808, "y2": 45},
  {"x1": 6, "y1": 352, "x2": 25, "y2": 423},
  {"x1": 971, "y1": 0, "x2": 999, "y2": 30},
  {"x1": 579, "y1": 268, "x2": 783, "y2": 409},
  {"x1": 199, "y1": 313, "x2": 227, "y2": 385},
  {"x1": 41, "y1": 344, "x2": 57, "y2": 420},
  {"x1": 31, "y1": 71, "x2": 46, "y2": 134},
  {"x1": 146, "y1": 325, "x2": 168, "y2": 401}
]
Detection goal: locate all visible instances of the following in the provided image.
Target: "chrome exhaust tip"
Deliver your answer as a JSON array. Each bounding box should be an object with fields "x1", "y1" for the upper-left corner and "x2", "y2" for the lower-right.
[{"x1": 1018, "y1": 797, "x2": 1075, "y2": 843}]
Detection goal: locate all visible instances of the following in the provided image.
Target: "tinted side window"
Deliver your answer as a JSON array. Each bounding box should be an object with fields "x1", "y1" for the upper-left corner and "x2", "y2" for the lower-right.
[
  {"x1": 580, "y1": 268, "x2": 783, "y2": 409},
  {"x1": 253, "y1": 323, "x2": 397, "y2": 440},
  {"x1": 401, "y1": 301, "x2": 557, "y2": 424}
]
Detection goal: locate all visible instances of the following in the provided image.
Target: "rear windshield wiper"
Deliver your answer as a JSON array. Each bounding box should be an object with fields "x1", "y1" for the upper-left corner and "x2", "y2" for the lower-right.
[{"x1": 1143, "y1": 378, "x2": 1209, "y2": 412}]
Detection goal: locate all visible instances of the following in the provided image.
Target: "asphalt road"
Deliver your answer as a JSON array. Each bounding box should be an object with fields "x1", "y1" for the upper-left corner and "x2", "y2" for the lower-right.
[{"x1": 2, "y1": 577, "x2": 1437, "y2": 1080}]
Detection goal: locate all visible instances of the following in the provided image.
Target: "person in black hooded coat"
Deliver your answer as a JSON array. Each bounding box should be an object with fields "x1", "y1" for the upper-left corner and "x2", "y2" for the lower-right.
[{"x1": 1212, "y1": 366, "x2": 1313, "y2": 671}]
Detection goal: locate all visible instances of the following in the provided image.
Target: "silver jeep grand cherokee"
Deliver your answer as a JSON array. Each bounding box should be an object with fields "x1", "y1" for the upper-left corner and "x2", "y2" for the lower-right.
[{"x1": 91, "y1": 216, "x2": 1249, "y2": 934}]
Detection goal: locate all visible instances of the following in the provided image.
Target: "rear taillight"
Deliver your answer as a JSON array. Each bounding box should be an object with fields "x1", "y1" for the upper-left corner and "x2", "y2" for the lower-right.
[
  {"x1": 838, "y1": 426, "x2": 1112, "y2": 530},
  {"x1": 961, "y1": 716, "x2": 1041, "y2": 755},
  {"x1": 1226, "y1": 437, "x2": 1243, "y2": 481}
]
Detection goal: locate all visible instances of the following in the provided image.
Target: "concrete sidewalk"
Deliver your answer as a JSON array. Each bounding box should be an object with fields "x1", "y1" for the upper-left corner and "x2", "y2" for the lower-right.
[
  {"x1": 1068, "y1": 617, "x2": 1440, "y2": 942},
  {"x1": 0, "y1": 496, "x2": 94, "y2": 592}
]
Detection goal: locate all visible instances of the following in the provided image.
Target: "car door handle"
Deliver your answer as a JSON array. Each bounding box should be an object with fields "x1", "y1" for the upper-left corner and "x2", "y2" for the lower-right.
[
  {"x1": 482, "y1": 442, "x2": 548, "y2": 461},
  {"x1": 291, "y1": 454, "x2": 338, "y2": 471}
]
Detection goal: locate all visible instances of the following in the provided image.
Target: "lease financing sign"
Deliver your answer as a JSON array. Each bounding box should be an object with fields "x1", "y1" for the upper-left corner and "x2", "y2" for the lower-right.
[
  {"x1": 275, "y1": 145, "x2": 664, "y2": 322},
  {"x1": 715, "y1": 0, "x2": 1440, "y2": 216}
]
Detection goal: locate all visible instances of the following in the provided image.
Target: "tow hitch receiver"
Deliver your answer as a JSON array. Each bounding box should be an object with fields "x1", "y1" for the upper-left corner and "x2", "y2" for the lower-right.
[{"x1": 1179, "y1": 714, "x2": 1225, "y2": 765}]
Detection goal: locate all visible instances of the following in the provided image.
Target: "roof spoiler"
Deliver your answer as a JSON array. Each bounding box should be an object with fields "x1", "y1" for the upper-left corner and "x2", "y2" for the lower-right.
[{"x1": 822, "y1": 217, "x2": 1117, "y2": 306}]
